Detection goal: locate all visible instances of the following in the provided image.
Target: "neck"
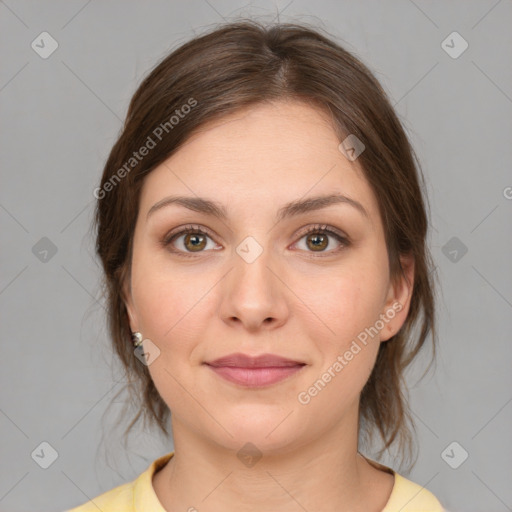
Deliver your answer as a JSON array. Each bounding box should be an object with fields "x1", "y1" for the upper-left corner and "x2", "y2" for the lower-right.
[{"x1": 152, "y1": 413, "x2": 394, "y2": 512}]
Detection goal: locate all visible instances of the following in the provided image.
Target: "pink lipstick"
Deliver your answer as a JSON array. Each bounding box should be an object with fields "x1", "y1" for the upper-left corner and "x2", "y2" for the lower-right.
[{"x1": 204, "y1": 353, "x2": 306, "y2": 388}]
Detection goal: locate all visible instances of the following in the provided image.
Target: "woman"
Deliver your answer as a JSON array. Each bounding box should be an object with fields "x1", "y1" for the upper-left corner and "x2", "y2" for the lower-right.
[{"x1": 68, "y1": 19, "x2": 444, "y2": 512}]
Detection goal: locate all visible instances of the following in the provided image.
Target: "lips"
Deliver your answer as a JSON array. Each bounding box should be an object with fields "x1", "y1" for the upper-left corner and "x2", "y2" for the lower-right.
[
  {"x1": 204, "y1": 353, "x2": 306, "y2": 387},
  {"x1": 206, "y1": 352, "x2": 305, "y2": 368}
]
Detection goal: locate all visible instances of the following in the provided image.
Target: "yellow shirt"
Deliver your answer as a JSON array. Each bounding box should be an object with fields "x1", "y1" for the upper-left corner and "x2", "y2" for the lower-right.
[{"x1": 66, "y1": 452, "x2": 445, "y2": 511}]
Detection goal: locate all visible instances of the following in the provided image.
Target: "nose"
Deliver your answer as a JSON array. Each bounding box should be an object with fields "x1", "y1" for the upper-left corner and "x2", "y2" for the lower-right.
[{"x1": 219, "y1": 240, "x2": 289, "y2": 332}]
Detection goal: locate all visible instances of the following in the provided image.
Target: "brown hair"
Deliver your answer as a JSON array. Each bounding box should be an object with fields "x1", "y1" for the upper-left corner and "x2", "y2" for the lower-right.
[{"x1": 95, "y1": 19, "x2": 437, "y2": 467}]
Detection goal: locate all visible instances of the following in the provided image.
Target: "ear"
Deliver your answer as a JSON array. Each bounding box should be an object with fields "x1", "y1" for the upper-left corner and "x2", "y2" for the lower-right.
[
  {"x1": 379, "y1": 252, "x2": 415, "y2": 342},
  {"x1": 122, "y1": 274, "x2": 138, "y2": 333}
]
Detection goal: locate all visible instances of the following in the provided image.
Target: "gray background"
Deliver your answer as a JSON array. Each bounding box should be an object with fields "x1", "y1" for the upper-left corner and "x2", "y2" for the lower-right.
[{"x1": 1, "y1": 1, "x2": 511, "y2": 511}]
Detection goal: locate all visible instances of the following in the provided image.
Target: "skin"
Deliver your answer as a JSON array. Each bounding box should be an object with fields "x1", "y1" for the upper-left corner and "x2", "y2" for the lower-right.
[{"x1": 124, "y1": 99, "x2": 414, "y2": 512}]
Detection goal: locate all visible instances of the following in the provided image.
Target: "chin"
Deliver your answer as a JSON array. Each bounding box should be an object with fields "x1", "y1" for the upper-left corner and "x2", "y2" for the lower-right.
[{"x1": 208, "y1": 411, "x2": 302, "y2": 454}]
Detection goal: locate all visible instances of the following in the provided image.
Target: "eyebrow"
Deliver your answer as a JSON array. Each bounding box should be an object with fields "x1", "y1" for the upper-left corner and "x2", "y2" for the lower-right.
[{"x1": 146, "y1": 193, "x2": 369, "y2": 222}]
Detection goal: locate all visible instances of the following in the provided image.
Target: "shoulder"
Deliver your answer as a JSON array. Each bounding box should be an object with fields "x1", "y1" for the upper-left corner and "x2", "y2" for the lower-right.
[
  {"x1": 64, "y1": 452, "x2": 174, "y2": 512},
  {"x1": 65, "y1": 481, "x2": 135, "y2": 512},
  {"x1": 383, "y1": 472, "x2": 445, "y2": 512}
]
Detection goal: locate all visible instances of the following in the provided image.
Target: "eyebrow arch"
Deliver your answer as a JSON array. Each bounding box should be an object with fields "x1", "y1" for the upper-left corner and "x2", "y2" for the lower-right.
[{"x1": 146, "y1": 193, "x2": 369, "y2": 222}]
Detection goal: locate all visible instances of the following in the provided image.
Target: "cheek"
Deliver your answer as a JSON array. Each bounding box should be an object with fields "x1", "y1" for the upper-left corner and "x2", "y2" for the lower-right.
[
  {"x1": 130, "y1": 247, "x2": 207, "y2": 341},
  {"x1": 295, "y1": 271, "x2": 387, "y2": 414},
  {"x1": 130, "y1": 259, "x2": 208, "y2": 411},
  {"x1": 300, "y1": 259, "x2": 389, "y2": 348}
]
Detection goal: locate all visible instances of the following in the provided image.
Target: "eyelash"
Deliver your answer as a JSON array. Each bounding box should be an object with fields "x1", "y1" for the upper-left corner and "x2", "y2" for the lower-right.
[{"x1": 162, "y1": 223, "x2": 350, "y2": 258}]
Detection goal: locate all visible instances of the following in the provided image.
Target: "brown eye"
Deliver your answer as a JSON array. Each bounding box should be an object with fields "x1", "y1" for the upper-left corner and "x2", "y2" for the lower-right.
[
  {"x1": 306, "y1": 232, "x2": 329, "y2": 251},
  {"x1": 183, "y1": 232, "x2": 207, "y2": 252},
  {"x1": 163, "y1": 225, "x2": 218, "y2": 256},
  {"x1": 294, "y1": 224, "x2": 350, "y2": 255}
]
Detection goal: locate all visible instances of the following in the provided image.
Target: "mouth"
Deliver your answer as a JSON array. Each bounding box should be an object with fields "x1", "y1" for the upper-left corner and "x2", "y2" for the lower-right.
[
  {"x1": 205, "y1": 365, "x2": 306, "y2": 387},
  {"x1": 204, "y1": 353, "x2": 306, "y2": 388}
]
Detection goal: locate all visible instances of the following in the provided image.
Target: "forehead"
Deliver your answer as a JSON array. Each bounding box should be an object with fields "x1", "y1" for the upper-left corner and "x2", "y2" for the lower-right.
[{"x1": 138, "y1": 100, "x2": 380, "y2": 228}]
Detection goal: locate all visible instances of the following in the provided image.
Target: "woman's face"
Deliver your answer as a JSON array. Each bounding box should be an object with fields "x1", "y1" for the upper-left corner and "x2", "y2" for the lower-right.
[{"x1": 124, "y1": 100, "x2": 413, "y2": 453}]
